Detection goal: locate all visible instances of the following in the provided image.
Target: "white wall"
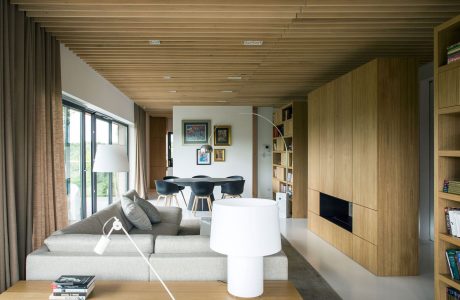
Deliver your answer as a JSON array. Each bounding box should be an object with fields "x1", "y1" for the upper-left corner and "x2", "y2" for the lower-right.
[
  {"x1": 257, "y1": 107, "x2": 274, "y2": 198},
  {"x1": 60, "y1": 45, "x2": 134, "y2": 124},
  {"x1": 172, "y1": 106, "x2": 253, "y2": 197}
]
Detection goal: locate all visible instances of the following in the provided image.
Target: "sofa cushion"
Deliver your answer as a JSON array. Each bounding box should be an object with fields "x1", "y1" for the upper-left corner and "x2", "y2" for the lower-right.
[
  {"x1": 123, "y1": 189, "x2": 139, "y2": 201},
  {"x1": 129, "y1": 222, "x2": 179, "y2": 236},
  {"x1": 58, "y1": 201, "x2": 133, "y2": 235},
  {"x1": 154, "y1": 236, "x2": 211, "y2": 254},
  {"x1": 121, "y1": 197, "x2": 152, "y2": 230},
  {"x1": 155, "y1": 206, "x2": 182, "y2": 225},
  {"x1": 44, "y1": 234, "x2": 154, "y2": 253},
  {"x1": 135, "y1": 196, "x2": 162, "y2": 224}
]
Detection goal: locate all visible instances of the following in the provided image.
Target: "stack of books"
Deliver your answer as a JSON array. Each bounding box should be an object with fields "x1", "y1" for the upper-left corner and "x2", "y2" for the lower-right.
[
  {"x1": 448, "y1": 287, "x2": 460, "y2": 299},
  {"x1": 445, "y1": 207, "x2": 460, "y2": 236},
  {"x1": 50, "y1": 275, "x2": 95, "y2": 300},
  {"x1": 444, "y1": 179, "x2": 460, "y2": 195},
  {"x1": 448, "y1": 42, "x2": 460, "y2": 64},
  {"x1": 446, "y1": 249, "x2": 460, "y2": 280}
]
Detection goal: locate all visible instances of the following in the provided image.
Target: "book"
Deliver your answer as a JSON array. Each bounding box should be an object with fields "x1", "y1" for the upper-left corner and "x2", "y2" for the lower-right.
[
  {"x1": 446, "y1": 249, "x2": 460, "y2": 280},
  {"x1": 447, "y1": 286, "x2": 460, "y2": 300},
  {"x1": 49, "y1": 294, "x2": 87, "y2": 300},
  {"x1": 53, "y1": 282, "x2": 95, "y2": 294},
  {"x1": 53, "y1": 275, "x2": 95, "y2": 288}
]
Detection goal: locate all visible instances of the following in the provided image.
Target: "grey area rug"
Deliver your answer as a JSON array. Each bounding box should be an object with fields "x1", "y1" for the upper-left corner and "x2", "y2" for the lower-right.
[
  {"x1": 178, "y1": 219, "x2": 341, "y2": 299},
  {"x1": 281, "y1": 237, "x2": 341, "y2": 300}
]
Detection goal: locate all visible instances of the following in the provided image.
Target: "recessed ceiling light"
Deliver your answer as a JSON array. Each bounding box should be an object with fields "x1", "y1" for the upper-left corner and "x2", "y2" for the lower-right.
[
  {"x1": 221, "y1": 90, "x2": 233, "y2": 93},
  {"x1": 216, "y1": 100, "x2": 228, "y2": 103},
  {"x1": 168, "y1": 90, "x2": 177, "y2": 93},
  {"x1": 163, "y1": 75, "x2": 172, "y2": 80},
  {"x1": 227, "y1": 76, "x2": 242, "y2": 80},
  {"x1": 243, "y1": 40, "x2": 263, "y2": 46},
  {"x1": 149, "y1": 40, "x2": 161, "y2": 45}
]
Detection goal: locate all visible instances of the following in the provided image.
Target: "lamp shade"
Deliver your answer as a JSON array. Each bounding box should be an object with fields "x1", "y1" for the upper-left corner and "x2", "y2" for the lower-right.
[
  {"x1": 210, "y1": 198, "x2": 281, "y2": 257},
  {"x1": 93, "y1": 144, "x2": 129, "y2": 172}
]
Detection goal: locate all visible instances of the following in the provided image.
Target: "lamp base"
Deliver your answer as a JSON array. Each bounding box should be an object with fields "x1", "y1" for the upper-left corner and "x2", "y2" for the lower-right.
[{"x1": 227, "y1": 256, "x2": 263, "y2": 298}]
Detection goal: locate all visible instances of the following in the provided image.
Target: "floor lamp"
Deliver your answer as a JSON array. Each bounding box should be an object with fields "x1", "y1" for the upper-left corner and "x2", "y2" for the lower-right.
[{"x1": 93, "y1": 144, "x2": 129, "y2": 198}]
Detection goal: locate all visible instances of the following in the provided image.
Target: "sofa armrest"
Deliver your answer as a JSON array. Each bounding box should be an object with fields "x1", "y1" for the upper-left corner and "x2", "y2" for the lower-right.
[
  {"x1": 154, "y1": 235, "x2": 212, "y2": 254},
  {"x1": 44, "y1": 234, "x2": 154, "y2": 253}
]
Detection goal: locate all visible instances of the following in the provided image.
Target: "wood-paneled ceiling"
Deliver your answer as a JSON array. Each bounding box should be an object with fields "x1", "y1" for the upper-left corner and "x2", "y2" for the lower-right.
[{"x1": 12, "y1": 0, "x2": 460, "y2": 113}]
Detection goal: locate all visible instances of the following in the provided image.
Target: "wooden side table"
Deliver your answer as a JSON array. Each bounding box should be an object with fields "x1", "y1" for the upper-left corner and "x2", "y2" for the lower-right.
[{"x1": 0, "y1": 280, "x2": 302, "y2": 300}]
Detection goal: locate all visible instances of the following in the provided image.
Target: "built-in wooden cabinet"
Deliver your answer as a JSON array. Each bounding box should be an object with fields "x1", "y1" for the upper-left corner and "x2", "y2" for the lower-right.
[
  {"x1": 307, "y1": 58, "x2": 419, "y2": 276},
  {"x1": 434, "y1": 15, "x2": 460, "y2": 300},
  {"x1": 272, "y1": 102, "x2": 308, "y2": 218}
]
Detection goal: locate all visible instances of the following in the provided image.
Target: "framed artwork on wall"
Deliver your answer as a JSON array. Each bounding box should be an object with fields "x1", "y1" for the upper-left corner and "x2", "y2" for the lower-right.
[
  {"x1": 182, "y1": 120, "x2": 211, "y2": 145},
  {"x1": 214, "y1": 149, "x2": 225, "y2": 162},
  {"x1": 214, "y1": 125, "x2": 231, "y2": 146},
  {"x1": 196, "y1": 149, "x2": 211, "y2": 165}
]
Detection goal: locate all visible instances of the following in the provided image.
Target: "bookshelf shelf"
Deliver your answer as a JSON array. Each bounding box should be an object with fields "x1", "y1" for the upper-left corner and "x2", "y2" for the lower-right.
[
  {"x1": 435, "y1": 15, "x2": 460, "y2": 300},
  {"x1": 440, "y1": 233, "x2": 460, "y2": 247},
  {"x1": 439, "y1": 151, "x2": 460, "y2": 157},
  {"x1": 439, "y1": 274, "x2": 460, "y2": 292},
  {"x1": 439, "y1": 106, "x2": 460, "y2": 115},
  {"x1": 440, "y1": 192, "x2": 460, "y2": 203}
]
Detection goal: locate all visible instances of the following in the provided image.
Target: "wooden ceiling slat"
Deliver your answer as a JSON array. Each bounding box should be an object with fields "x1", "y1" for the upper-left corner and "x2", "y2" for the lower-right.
[{"x1": 15, "y1": 0, "x2": 460, "y2": 111}]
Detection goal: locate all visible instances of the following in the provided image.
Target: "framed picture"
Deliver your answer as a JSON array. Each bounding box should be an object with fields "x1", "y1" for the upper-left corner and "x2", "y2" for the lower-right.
[
  {"x1": 214, "y1": 125, "x2": 231, "y2": 146},
  {"x1": 196, "y1": 149, "x2": 211, "y2": 165},
  {"x1": 182, "y1": 120, "x2": 211, "y2": 145},
  {"x1": 214, "y1": 149, "x2": 225, "y2": 162}
]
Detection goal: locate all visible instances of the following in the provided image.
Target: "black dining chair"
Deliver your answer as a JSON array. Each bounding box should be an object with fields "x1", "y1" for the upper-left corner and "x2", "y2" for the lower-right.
[
  {"x1": 192, "y1": 175, "x2": 210, "y2": 178},
  {"x1": 190, "y1": 181, "x2": 215, "y2": 215},
  {"x1": 221, "y1": 180, "x2": 245, "y2": 199},
  {"x1": 155, "y1": 180, "x2": 180, "y2": 207},
  {"x1": 163, "y1": 176, "x2": 187, "y2": 206},
  {"x1": 227, "y1": 175, "x2": 244, "y2": 180}
]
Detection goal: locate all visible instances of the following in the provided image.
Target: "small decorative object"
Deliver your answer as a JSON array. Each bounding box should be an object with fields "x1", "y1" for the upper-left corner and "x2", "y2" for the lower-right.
[
  {"x1": 214, "y1": 125, "x2": 231, "y2": 146},
  {"x1": 196, "y1": 149, "x2": 211, "y2": 165},
  {"x1": 214, "y1": 149, "x2": 225, "y2": 162},
  {"x1": 182, "y1": 120, "x2": 211, "y2": 145}
]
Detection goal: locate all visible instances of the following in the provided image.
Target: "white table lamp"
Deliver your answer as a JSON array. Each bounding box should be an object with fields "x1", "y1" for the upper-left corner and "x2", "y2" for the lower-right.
[{"x1": 210, "y1": 198, "x2": 281, "y2": 298}]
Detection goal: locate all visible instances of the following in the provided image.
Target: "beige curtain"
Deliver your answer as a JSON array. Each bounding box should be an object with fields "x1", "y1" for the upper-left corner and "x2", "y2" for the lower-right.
[
  {"x1": 0, "y1": 1, "x2": 67, "y2": 292},
  {"x1": 134, "y1": 104, "x2": 148, "y2": 199}
]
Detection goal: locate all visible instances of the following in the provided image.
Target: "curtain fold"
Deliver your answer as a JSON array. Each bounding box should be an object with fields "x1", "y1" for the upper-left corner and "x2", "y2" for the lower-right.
[
  {"x1": 134, "y1": 104, "x2": 148, "y2": 199},
  {"x1": 0, "y1": 1, "x2": 67, "y2": 292}
]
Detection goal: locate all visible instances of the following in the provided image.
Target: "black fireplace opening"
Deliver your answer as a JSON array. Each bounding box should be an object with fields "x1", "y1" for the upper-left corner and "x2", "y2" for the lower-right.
[{"x1": 319, "y1": 193, "x2": 352, "y2": 232}]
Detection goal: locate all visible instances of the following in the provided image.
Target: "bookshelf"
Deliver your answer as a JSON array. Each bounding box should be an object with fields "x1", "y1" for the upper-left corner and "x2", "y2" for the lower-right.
[
  {"x1": 272, "y1": 102, "x2": 308, "y2": 218},
  {"x1": 435, "y1": 15, "x2": 460, "y2": 300}
]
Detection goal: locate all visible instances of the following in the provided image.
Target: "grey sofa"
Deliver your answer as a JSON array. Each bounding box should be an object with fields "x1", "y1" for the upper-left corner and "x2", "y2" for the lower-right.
[{"x1": 26, "y1": 196, "x2": 288, "y2": 281}]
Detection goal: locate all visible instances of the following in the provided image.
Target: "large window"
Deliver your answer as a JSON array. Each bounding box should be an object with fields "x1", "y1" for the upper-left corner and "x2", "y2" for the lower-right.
[{"x1": 63, "y1": 100, "x2": 129, "y2": 223}]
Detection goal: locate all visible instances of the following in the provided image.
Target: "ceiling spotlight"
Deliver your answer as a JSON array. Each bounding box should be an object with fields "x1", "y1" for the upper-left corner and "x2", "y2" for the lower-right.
[
  {"x1": 243, "y1": 40, "x2": 263, "y2": 46},
  {"x1": 227, "y1": 76, "x2": 242, "y2": 80},
  {"x1": 149, "y1": 40, "x2": 161, "y2": 45},
  {"x1": 163, "y1": 75, "x2": 172, "y2": 80},
  {"x1": 221, "y1": 90, "x2": 233, "y2": 93},
  {"x1": 216, "y1": 100, "x2": 228, "y2": 103},
  {"x1": 168, "y1": 90, "x2": 177, "y2": 93}
]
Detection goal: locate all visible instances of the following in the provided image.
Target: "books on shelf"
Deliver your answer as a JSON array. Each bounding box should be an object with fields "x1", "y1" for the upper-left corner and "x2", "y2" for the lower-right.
[
  {"x1": 445, "y1": 207, "x2": 460, "y2": 236},
  {"x1": 444, "y1": 179, "x2": 460, "y2": 195},
  {"x1": 50, "y1": 275, "x2": 95, "y2": 300},
  {"x1": 448, "y1": 42, "x2": 460, "y2": 64},
  {"x1": 448, "y1": 287, "x2": 460, "y2": 299},
  {"x1": 446, "y1": 249, "x2": 460, "y2": 280}
]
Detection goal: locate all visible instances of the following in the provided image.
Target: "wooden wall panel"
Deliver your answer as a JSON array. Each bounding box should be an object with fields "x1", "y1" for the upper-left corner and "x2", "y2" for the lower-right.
[
  {"x1": 353, "y1": 204, "x2": 378, "y2": 245},
  {"x1": 292, "y1": 101, "x2": 308, "y2": 218},
  {"x1": 352, "y1": 60, "x2": 378, "y2": 210},
  {"x1": 307, "y1": 91, "x2": 320, "y2": 191},
  {"x1": 319, "y1": 82, "x2": 335, "y2": 196},
  {"x1": 149, "y1": 117, "x2": 167, "y2": 189},
  {"x1": 308, "y1": 189, "x2": 319, "y2": 215},
  {"x1": 353, "y1": 235, "x2": 378, "y2": 275},
  {"x1": 377, "y1": 58, "x2": 419, "y2": 276},
  {"x1": 334, "y1": 73, "x2": 353, "y2": 201}
]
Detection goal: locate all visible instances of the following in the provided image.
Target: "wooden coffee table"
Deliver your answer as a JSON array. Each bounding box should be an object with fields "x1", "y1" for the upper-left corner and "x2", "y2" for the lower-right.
[{"x1": 0, "y1": 281, "x2": 302, "y2": 299}]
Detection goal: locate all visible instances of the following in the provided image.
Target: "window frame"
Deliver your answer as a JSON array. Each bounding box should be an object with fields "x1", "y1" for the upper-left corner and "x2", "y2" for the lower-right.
[{"x1": 63, "y1": 98, "x2": 129, "y2": 219}]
